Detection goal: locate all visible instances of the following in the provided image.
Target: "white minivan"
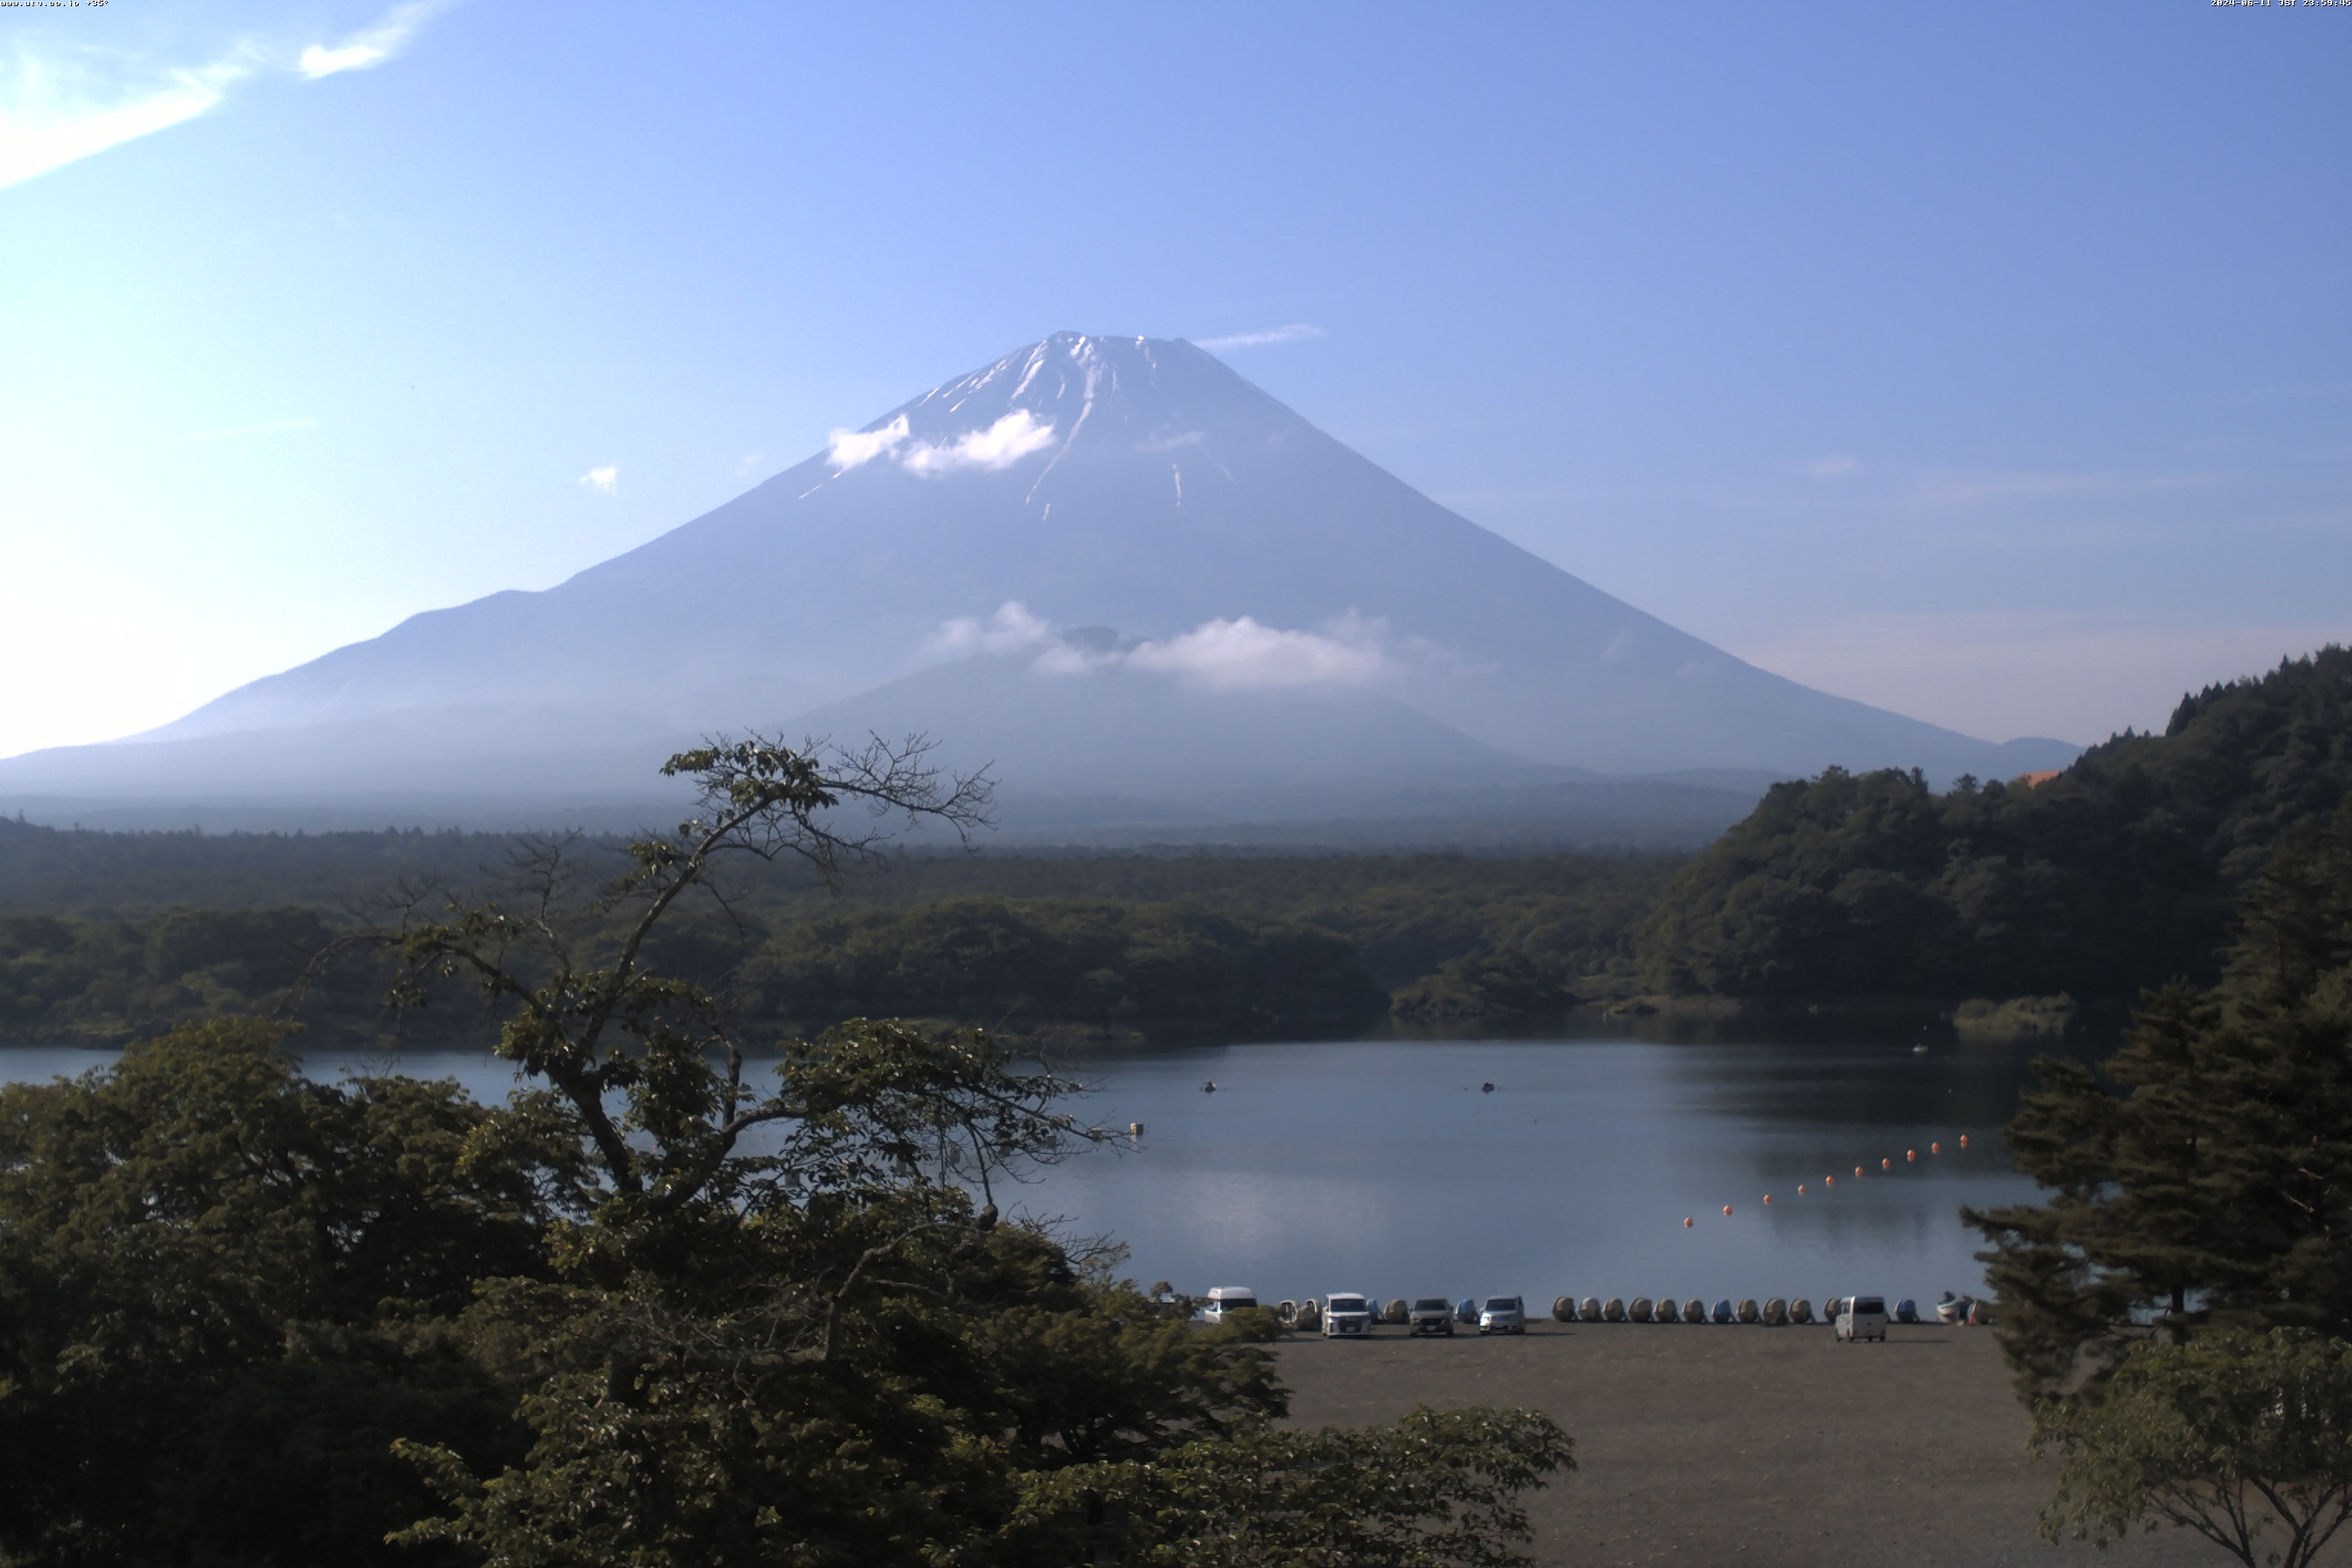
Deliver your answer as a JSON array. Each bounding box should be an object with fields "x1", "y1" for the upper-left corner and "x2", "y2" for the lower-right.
[
  {"x1": 1835, "y1": 1295, "x2": 1889, "y2": 1342},
  {"x1": 1322, "y1": 1292, "x2": 1376, "y2": 1337},
  {"x1": 1201, "y1": 1286, "x2": 1258, "y2": 1324}
]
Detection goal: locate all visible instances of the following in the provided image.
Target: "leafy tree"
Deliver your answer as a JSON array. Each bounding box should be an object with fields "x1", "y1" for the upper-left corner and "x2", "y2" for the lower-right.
[
  {"x1": 0, "y1": 1016, "x2": 586, "y2": 1567},
  {"x1": 2035, "y1": 1329, "x2": 2352, "y2": 1568},
  {"x1": 1018, "y1": 1406, "x2": 1573, "y2": 1568},
  {"x1": 1968, "y1": 794, "x2": 2352, "y2": 1395}
]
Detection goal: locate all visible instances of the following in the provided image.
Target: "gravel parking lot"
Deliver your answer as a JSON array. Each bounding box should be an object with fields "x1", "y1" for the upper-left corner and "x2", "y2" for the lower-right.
[{"x1": 1276, "y1": 1319, "x2": 2282, "y2": 1568}]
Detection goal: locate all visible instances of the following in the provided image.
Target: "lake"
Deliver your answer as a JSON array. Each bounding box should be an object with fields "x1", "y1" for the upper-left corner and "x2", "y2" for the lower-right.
[{"x1": 1, "y1": 1021, "x2": 2076, "y2": 1312}]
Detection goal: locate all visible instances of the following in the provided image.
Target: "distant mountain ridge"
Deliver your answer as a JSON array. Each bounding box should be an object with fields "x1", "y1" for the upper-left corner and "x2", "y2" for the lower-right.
[{"x1": 0, "y1": 332, "x2": 2076, "y2": 838}]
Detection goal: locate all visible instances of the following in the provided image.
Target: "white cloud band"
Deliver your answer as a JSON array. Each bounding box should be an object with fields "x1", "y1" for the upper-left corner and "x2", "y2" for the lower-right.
[
  {"x1": 828, "y1": 410, "x2": 1057, "y2": 477},
  {"x1": 901, "y1": 410, "x2": 1057, "y2": 475},
  {"x1": 931, "y1": 602, "x2": 1390, "y2": 691}
]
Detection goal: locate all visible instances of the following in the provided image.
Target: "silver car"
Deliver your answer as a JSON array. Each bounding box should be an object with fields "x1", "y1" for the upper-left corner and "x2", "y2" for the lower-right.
[
  {"x1": 1476, "y1": 1295, "x2": 1526, "y2": 1334},
  {"x1": 1407, "y1": 1297, "x2": 1456, "y2": 1336}
]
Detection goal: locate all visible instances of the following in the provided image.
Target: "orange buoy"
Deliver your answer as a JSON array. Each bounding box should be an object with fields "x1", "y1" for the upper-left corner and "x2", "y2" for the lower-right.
[
  {"x1": 1880, "y1": 1158, "x2": 1891, "y2": 1171},
  {"x1": 1824, "y1": 1174, "x2": 1835, "y2": 1186},
  {"x1": 1723, "y1": 1204, "x2": 1734, "y2": 1217},
  {"x1": 1906, "y1": 1149, "x2": 1916, "y2": 1162},
  {"x1": 1854, "y1": 1165, "x2": 1865, "y2": 1178},
  {"x1": 1931, "y1": 1141, "x2": 1941, "y2": 1154},
  {"x1": 1683, "y1": 1216, "x2": 1694, "y2": 1228},
  {"x1": 1959, "y1": 1134, "x2": 1970, "y2": 1148},
  {"x1": 1797, "y1": 1184, "x2": 1807, "y2": 1195}
]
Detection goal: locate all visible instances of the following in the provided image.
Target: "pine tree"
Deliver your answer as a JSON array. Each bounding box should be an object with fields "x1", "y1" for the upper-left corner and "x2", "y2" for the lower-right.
[{"x1": 1970, "y1": 794, "x2": 2352, "y2": 1396}]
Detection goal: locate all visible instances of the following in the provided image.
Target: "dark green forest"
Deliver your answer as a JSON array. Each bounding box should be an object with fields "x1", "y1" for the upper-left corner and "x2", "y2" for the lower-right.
[
  {"x1": 3, "y1": 646, "x2": 2348, "y2": 1044},
  {"x1": 0, "y1": 854, "x2": 1674, "y2": 1045},
  {"x1": 1637, "y1": 647, "x2": 2352, "y2": 1003}
]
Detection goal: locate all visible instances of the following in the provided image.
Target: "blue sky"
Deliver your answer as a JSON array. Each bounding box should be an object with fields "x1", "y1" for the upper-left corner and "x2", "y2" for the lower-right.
[{"x1": 2, "y1": 0, "x2": 2346, "y2": 758}]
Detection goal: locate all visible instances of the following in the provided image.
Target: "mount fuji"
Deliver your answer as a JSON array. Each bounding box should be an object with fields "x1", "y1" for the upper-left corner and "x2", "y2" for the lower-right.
[{"x1": 1, "y1": 333, "x2": 2074, "y2": 838}]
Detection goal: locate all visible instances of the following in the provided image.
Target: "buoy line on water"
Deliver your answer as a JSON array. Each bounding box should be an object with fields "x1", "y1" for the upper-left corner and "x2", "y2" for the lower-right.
[{"x1": 1678, "y1": 1132, "x2": 1974, "y2": 1233}]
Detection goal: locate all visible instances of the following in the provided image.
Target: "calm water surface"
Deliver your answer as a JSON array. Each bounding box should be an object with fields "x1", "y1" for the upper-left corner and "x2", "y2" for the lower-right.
[{"x1": 2, "y1": 1024, "x2": 2077, "y2": 1311}]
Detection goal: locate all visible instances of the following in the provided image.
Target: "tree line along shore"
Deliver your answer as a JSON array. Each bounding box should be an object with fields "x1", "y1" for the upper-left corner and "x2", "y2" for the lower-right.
[{"x1": 2, "y1": 647, "x2": 2346, "y2": 1050}]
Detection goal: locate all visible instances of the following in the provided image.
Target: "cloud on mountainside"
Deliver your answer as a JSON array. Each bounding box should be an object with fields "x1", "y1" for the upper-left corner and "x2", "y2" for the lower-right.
[
  {"x1": 931, "y1": 602, "x2": 1390, "y2": 691},
  {"x1": 1194, "y1": 324, "x2": 1326, "y2": 351},
  {"x1": 902, "y1": 410, "x2": 1056, "y2": 475},
  {"x1": 1, "y1": 2, "x2": 456, "y2": 189},
  {"x1": 826, "y1": 414, "x2": 910, "y2": 470},
  {"x1": 827, "y1": 411, "x2": 1057, "y2": 477}
]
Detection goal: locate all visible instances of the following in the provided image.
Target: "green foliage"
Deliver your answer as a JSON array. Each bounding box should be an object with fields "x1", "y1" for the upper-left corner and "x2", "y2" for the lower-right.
[
  {"x1": 0, "y1": 1017, "x2": 583, "y2": 1567},
  {"x1": 1638, "y1": 646, "x2": 2352, "y2": 1001},
  {"x1": 1018, "y1": 1406, "x2": 1573, "y2": 1568},
  {"x1": 2035, "y1": 1329, "x2": 2352, "y2": 1568},
  {"x1": 1969, "y1": 794, "x2": 2352, "y2": 1396},
  {"x1": 0, "y1": 838, "x2": 1681, "y2": 1042},
  {"x1": 0, "y1": 906, "x2": 394, "y2": 1043},
  {"x1": 749, "y1": 898, "x2": 1386, "y2": 1039}
]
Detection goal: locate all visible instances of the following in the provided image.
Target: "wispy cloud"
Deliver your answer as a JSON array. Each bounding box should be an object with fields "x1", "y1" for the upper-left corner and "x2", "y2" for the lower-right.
[
  {"x1": 930, "y1": 602, "x2": 1392, "y2": 691},
  {"x1": 2, "y1": 2, "x2": 454, "y2": 191},
  {"x1": 1127, "y1": 615, "x2": 1385, "y2": 690},
  {"x1": 828, "y1": 410, "x2": 1060, "y2": 478},
  {"x1": 827, "y1": 413, "x2": 910, "y2": 472},
  {"x1": 1807, "y1": 452, "x2": 1860, "y2": 478},
  {"x1": 1194, "y1": 323, "x2": 1326, "y2": 352},
  {"x1": 930, "y1": 603, "x2": 1059, "y2": 657},
  {"x1": 299, "y1": 1, "x2": 451, "y2": 80},
  {"x1": 901, "y1": 410, "x2": 1057, "y2": 476},
  {"x1": 736, "y1": 452, "x2": 766, "y2": 478},
  {"x1": 0, "y1": 45, "x2": 254, "y2": 189},
  {"x1": 577, "y1": 465, "x2": 617, "y2": 496},
  {"x1": 196, "y1": 416, "x2": 315, "y2": 441}
]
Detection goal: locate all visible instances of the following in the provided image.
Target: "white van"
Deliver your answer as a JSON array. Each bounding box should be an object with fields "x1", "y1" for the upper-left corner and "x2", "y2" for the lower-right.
[
  {"x1": 1835, "y1": 1295, "x2": 1888, "y2": 1343},
  {"x1": 1201, "y1": 1286, "x2": 1258, "y2": 1324},
  {"x1": 1322, "y1": 1292, "x2": 1375, "y2": 1337}
]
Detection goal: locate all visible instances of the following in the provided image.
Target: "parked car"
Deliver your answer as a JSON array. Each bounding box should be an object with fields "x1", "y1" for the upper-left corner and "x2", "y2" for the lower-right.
[
  {"x1": 1407, "y1": 1297, "x2": 1456, "y2": 1336},
  {"x1": 1200, "y1": 1286, "x2": 1258, "y2": 1325},
  {"x1": 1477, "y1": 1295, "x2": 1527, "y2": 1334},
  {"x1": 1835, "y1": 1295, "x2": 1888, "y2": 1342},
  {"x1": 1322, "y1": 1292, "x2": 1376, "y2": 1338}
]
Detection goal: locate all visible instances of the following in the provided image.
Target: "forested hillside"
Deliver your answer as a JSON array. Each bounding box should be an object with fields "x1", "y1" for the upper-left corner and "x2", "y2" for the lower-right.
[
  {"x1": 0, "y1": 846, "x2": 1675, "y2": 1044},
  {"x1": 1635, "y1": 647, "x2": 2352, "y2": 1002}
]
